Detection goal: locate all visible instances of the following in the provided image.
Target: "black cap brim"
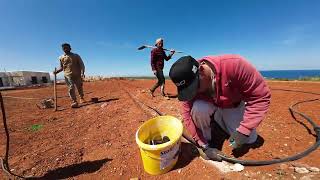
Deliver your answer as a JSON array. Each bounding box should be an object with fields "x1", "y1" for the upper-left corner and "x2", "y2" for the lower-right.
[{"x1": 177, "y1": 74, "x2": 199, "y2": 101}]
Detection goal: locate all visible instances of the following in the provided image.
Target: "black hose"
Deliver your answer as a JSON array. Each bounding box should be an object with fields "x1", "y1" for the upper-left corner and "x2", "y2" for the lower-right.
[
  {"x1": 219, "y1": 98, "x2": 320, "y2": 166},
  {"x1": 144, "y1": 90, "x2": 320, "y2": 166},
  {"x1": 0, "y1": 92, "x2": 26, "y2": 178}
]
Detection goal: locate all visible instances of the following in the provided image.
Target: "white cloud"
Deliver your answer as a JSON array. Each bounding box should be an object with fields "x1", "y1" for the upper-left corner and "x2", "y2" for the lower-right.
[{"x1": 278, "y1": 24, "x2": 313, "y2": 46}]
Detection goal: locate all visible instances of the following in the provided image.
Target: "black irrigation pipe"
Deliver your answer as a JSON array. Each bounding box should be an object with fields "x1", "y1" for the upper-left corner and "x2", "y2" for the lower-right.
[
  {"x1": 0, "y1": 92, "x2": 28, "y2": 179},
  {"x1": 219, "y1": 98, "x2": 320, "y2": 166},
  {"x1": 142, "y1": 89, "x2": 320, "y2": 166},
  {"x1": 1, "y1": 86, "x2": 319, "y2": 179}
]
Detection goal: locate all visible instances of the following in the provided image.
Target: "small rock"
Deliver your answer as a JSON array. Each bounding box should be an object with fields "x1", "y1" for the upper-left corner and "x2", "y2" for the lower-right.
[
  {"x1": 10, "y1": 169, "x2": 15, "y2": 171},
  {"x1": 308, "y1": 167, "x2": 320, "y2": 172},
  {"x1": 294, "y1": 167, "x2": 310, "y2": 174},
  {"x1": 280, "y1": 163, "x2": 289, "y2": 170},
  {"x1": 130, "y1": 178, "x2": 139, "y2": 180},
  {"x1": 230, "y1": 163, "x2": 244, "y2": 172},
  {"x1": 267, "y1": 173, "x2": 272, "y2": 177},
  {"x1": 284, "y1": 144, "x2": 288, "y2": 147},
  {"x1": 178, "y1": 169, "x2": 182, "y2": 173},
  {"x1": 101, "y1": 103, "x2": 108, "y2": 108},
  {"x1": 300, "y1": 175, "x2": 314, "y2": 180}
]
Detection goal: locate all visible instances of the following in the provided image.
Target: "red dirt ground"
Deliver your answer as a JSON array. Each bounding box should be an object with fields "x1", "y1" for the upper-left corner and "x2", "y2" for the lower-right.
[{"x1": 0, "y1": 79, "x2": 319, "y2": 179}]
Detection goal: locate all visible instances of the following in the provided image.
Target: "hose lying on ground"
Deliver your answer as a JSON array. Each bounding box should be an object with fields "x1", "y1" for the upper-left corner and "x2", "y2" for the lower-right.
[
  {"x1": 1, "y1": 88, "x2": 319, "y2": 180},
  {"x1": 219, "y1": 98, "x2": 320, "y2": 166},
  {"x1": 142, "y1": 90, "x2": 320, "y2": 166},
  {"x1": 0, "y1": 92, "x2": 27, "y2": 179}
]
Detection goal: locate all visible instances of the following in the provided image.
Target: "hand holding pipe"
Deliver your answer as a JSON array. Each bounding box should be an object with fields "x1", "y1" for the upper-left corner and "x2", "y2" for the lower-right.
[{"x1": 143, "y1": 96, "x2": 320, "y2": 166}]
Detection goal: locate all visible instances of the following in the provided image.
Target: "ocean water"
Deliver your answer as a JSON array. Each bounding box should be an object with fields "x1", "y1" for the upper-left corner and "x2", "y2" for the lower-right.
[{"x1": 259, "y1": 70, "x2": 320, "y2": 79}]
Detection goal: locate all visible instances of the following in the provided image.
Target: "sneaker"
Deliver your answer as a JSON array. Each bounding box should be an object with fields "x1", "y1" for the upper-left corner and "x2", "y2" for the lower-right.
[
  {"x1": 71, "y1": 102, "x2": 79, "y2": 108},
  {"x1": 163, "y1": 96, "x2": 170, "y2": 100},
  {"x1": 79, "y1": 98, "x2": 86, "y2": 103},
  {"x1": 149, "y1": 90, "x2": 155, "y2": 97}
]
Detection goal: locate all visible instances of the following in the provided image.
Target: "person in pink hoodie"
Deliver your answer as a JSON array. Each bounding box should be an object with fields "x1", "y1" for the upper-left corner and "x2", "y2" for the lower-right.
[{"x1": 169, "y1": 55, "x2": 271, "y2": 161}]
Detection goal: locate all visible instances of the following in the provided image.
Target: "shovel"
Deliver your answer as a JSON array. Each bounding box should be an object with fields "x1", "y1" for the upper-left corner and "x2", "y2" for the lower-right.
[{"x1": 137, "y1": 45, "x2": 183, "y2": 53}]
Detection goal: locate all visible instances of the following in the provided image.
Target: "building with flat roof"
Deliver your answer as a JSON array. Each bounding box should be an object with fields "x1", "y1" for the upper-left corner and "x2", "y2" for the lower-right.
[{"x1": 0, "y1": 71, "x2": 51, "y2": 87}]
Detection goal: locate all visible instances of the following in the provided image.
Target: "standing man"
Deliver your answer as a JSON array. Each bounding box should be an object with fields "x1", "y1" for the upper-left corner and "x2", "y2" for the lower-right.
[
  {"x1": 149, "y1": 38, "x2": 175, "y2": 98},
  {"x1": 54, "y1": 43, "x2": 86, "y2": 108},
  {"x1": 169, "y1": 55, "x2": 271, "y2": 161}
]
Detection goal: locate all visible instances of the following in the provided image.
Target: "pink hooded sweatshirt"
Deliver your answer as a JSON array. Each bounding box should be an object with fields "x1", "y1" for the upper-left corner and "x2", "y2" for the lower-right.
[{"x1": 181, "y1": 55, "x2": 271, "y2": 145}]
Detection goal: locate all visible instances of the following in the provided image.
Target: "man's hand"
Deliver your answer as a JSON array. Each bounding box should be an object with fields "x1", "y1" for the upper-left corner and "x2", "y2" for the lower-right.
[
  {"x1": 202, "y1": 148, "x2": 223, "y2": 161},
  {"x1": 53, "y1": 68, "x2": 62, "y2": 75},
  {"x1": 170, "y1": 49, "x2": 175, "y2": 56},
  {"x1": 229, "y1": 131, "x2": 249, "y2": 149}
]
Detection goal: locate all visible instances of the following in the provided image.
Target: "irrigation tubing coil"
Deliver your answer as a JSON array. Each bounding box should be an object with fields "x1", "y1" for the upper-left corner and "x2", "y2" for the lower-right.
[
  {"x1": 219, "y1": 98, "x2": 320, "y2": 166},
  {"x1": 0, "y1": 89, "x2": 319, "y2": 179},
  {"x1": 143, "y1": 89, "x2": 320, "y2": 166}
]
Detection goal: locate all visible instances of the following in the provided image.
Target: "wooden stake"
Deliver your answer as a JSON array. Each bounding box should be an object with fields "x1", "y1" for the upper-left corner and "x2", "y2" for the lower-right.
[
  {"x1": 54, "y1": 68, "x2": 57, "y2": 111},
  {"x1": 0, "y1": 91, "x2": 10, "y2": 171}
]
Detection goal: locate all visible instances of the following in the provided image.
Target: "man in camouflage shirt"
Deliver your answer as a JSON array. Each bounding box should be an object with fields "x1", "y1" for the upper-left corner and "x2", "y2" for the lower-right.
[{"x1": 54, "y1": 43, "x2": 86, "y2": 108}]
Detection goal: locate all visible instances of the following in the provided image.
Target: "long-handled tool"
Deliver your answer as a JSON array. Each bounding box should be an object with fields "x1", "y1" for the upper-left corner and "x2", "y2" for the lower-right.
[
  {"x1": 137, "y1": 45, "x2": 184, "y2": 53},
  {"x1": 54, "y1": 68, "x2": 57, "y2": 111}
]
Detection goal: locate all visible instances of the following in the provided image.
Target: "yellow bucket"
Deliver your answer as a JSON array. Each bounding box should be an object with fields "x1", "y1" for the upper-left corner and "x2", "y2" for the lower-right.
[{"x1": 135, "y1": 115, "x2": 183, "y2": 175}]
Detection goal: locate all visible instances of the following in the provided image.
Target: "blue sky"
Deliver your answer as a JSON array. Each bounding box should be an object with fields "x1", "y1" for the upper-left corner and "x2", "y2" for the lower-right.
[{"x1": 0, "y1": 0, "x2": 319, "y2": 77}]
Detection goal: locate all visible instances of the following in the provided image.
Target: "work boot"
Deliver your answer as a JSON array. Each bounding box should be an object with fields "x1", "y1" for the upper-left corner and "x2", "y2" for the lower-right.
[{"x1": 71, "y1": 102, "x2": 79, "y2": 108}]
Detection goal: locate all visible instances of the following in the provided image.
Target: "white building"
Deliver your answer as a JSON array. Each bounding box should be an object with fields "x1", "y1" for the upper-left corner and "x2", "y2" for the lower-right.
[{"x1": 0, "y1": 71, "x2": 51, "y2": 87}]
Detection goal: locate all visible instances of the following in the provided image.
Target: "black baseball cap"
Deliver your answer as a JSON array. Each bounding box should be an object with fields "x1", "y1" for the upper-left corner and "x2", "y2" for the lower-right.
[{"x1": 169, "y1": 56, "x2": 199, "y2": 101}]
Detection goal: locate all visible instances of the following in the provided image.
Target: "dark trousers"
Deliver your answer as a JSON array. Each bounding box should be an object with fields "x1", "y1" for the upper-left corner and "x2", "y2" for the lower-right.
[{"x1": 150, "y1": 70, "x2": 165, "y2": 96}]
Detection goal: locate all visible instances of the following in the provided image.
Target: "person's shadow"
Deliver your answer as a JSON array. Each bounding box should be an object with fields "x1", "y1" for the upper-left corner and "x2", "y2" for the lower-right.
[
  {"x1": 27, "y1": 158, "x2": 112, "y2": 179},
  {"x1": 172, "y1": 142, "x2": 199, "y2": 170},
  {"x1": 78, "y1": 98, "x2": 119, "y2": 108}
]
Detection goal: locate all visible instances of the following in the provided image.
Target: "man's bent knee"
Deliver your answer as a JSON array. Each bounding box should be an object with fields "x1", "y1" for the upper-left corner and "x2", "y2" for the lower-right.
[{"x1": 191, "y1": 100, "x2": 215, "y2": 119}]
